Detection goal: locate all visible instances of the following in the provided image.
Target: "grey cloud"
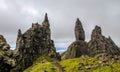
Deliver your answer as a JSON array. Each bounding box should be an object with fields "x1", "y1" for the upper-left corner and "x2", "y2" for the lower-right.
[{"x1": 0, "y1": 0, "x2": 120, "y2": 48}]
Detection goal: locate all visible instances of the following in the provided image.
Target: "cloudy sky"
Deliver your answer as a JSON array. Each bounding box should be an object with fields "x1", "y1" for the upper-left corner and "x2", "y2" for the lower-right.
[{"x1": 0, "y1": 0, "x2": 120, "y2": 50}]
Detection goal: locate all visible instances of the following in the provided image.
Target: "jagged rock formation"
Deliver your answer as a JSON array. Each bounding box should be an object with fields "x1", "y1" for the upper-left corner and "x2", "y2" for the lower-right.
[
  {"x1": 75, "y1": 18, "x2": 85, "y2": 41},
  {"x1": 0, "y1": 13, "x2": 60, "y2": 72},
  {"x1": 1, "y1": 14, "x2": 120, "y2": 71},
  {"x1": 63, "y1": 19, "x2": 120, "y2": 60},
  {"x1": 63, "y1": 18, "x2": 87, "y2": 59},
  {"x1": 0, "y1": 35, "x2": 10, "y2": 51},
  {"x1": 0, "y1": 35, "x2": 16, "y2": 72},
  {"x1": 87, "y1": 25, "x2": 120, "y2": 59}
]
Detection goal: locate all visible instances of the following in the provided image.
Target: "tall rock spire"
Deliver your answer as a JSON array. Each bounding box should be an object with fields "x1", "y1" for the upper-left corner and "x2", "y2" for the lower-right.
[
  {"x1": 7, "y1": 13, "x2": 60, "y2": 72},
  {"x1": 18, "y1": 29, "x2": 22, "y2": 38},
  {"x1": 75, "y1": 18, "x2": 85, "y2": 41},
  {"x1": 42, "y1": 13, "x2": 51, "y2": 39},
  {"x1": 42, "y1": 13, "x2": 50, "y2": 27},
  {"x1": 44, "y1": 13, "x2": 49, "y2": 22},
  {"x1": 15, "y1": 29, "x2": 24, "y2": 52},
  {"x1": 62, "y1": 18, "x2": 87, "y2": 59}
]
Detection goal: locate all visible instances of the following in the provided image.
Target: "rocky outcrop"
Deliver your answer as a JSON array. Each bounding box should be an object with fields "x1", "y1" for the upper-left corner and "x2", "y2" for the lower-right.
[
  {"x1": 63, "y1": 40, "x2": 87, "y2": 59},
  {"x1": 0, "y1": 35, "x2": 16, "y2": 72},
  {"x1": 0, "y1": 35, "x2": 10, "y2": 51},
  {"x1": 63, "y1": 18, "x2": 87, "y2": 59},
  {"x1": 11, "y1": 13, "x2": 60, "y2": 72},
  {"x1": 75, "y1": 18, "x2": 85, "y2": 41},
  {"x1": 1, "y1": 14, "x2": 120, "y2": 71},
  {"x1": 63, "y1": 20, "x2": 120, "y2": 60},
  {"x1": 0, "y1": 13, "x2": 60, "y2": 72},
  {"x1": 87, "y1": 25, "x2": 120, "y2": 58}
]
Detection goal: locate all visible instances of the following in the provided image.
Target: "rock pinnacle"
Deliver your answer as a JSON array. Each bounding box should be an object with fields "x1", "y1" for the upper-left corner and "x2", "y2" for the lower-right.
[{"x1": 75, "y1": 18, "x2": 85, "y2": 41}]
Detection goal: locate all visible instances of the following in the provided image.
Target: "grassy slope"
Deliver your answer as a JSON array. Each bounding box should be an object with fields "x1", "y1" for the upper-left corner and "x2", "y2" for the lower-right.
[
  {"x1": 24, "y1": 62, "x2": 59, "y2": 72},
  {"x1": 24, "y1": 57, "x2": 120, "y2": 72},
  {"x1": 24, "y1": 56, "x2": 59, "y2": 72}
]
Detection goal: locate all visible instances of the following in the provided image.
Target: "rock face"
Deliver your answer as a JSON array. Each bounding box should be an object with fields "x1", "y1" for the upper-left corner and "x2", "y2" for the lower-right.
[
  {"x1": 75, "y1": 18, "x2": 85, "y2": 41},
  {"x1": 12, "y1": 13, "x2": 60, "y2": 71},
  {"x1": 0, "y1": 35, "x2": 10, "y2": 51},
  {"x1": 0, "y1": 35, "x2": 16, "y2": 72},
  {"x1": 0, "y1": 13, "x2": 60, "y2": 72},
  {"x1": 63, "y1": 20, "x2": 120, "y2": 60},
  {"x1": 64, "y1": 40, "x2": 87, "y2": 59},
  {"x1": 63, "y1": 18, "x2": 87, "y2": 59},
  {"x1": 87, "y1": 25, "x2": 120, "y2": 58}
]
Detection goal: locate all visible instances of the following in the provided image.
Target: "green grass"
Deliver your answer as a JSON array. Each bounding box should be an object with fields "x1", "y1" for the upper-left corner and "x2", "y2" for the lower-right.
[
  {"x1": 60, "y1": 58, "x2": 80, "y2": 72},
  {"x1": 93, "y1": 66, "x2": 112, "y2": 72},
  {"x1": 24, "y1": 56, "x2": 120, "y2": 72},
  {"x1": 24, "y1": 62, "x2": 59, "y2": 72},
  {"x1": 33, "y1": 56, "x2": 51, "y2": 64},
  {"x1": 60, "y1": 57, "x2": 101, "y2": 72},
  {"x1": 24, "y1": 56, "x2": 59, "y2": 72},
  {"x1": 93, "y1": 63, "x2": 120, "y2": 72},
  {"x1": 0, "y1": 50, "x2": 4, "y2": 55}
]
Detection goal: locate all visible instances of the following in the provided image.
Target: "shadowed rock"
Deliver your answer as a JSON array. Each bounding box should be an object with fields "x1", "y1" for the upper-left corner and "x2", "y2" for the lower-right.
[
  {"x1": 75, "y1": 18, "x2": 85, "y2": 41},
  {"x1": 44, "y1": 13, "x2": 49, "y2": 22}
]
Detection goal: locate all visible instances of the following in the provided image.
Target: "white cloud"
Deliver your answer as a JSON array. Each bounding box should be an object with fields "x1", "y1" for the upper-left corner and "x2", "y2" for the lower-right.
[
  {"x1": 21, "y1": 6, "x2": 39, "y2": 17},
  {"x1": 0, "y1": 0, "x2": 8, "y2": 11},
  {"x1": 54, "y1": 38, "x2": 74, "y2": 49}
]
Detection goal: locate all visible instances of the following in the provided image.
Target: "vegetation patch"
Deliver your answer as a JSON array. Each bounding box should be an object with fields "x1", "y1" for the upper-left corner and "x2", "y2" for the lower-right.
[
  {"x1": 24, "y1": 56, "x2": 120, "y2": 72},
  {"x1": 0, "y1": 51, "x2": 4, "y2": 55},
  {"x1": 24, "y1": 56, "x2": 59, "y2": 72}
]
